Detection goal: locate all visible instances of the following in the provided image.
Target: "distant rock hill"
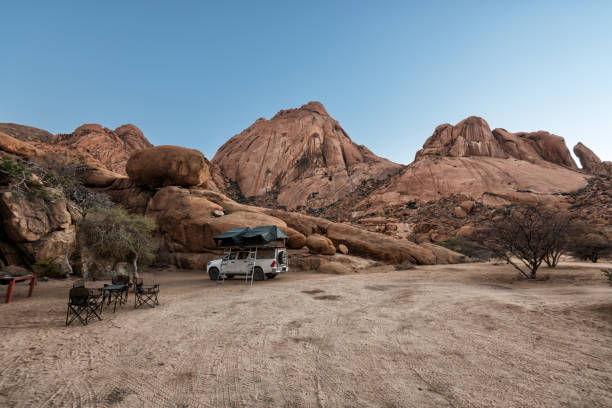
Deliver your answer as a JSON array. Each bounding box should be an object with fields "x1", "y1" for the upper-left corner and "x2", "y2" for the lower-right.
[
  {"x1": 211, "y1": 101, "x2": 402, "y2": 210},
  {"x1": 0, "y1": 108, "x2": 609, "y2": 272},
  {"x1": 311, "y1": 115, "x2": 609, "y2": 243},
  {"x1": 0, "y1": 122, "x2": 152, "y2": 175},
  {"x1": 367, "y1": 116, "x2": 588, "y2": 208}
]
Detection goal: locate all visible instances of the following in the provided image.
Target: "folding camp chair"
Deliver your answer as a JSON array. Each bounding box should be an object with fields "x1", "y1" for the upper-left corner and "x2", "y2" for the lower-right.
[
  {"x1": 66, "y1": 287, "x2": 102, "y2": 326},
  {"x1": 87, "y1": 288, "x2": 104, "y2": 320},
  {"x1": 134, "y1": 278, "x2": 159, "y2": 309}
]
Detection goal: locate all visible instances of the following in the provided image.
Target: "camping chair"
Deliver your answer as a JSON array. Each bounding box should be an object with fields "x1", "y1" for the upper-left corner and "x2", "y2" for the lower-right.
[
  {"x1": 87, "y1": 288, "x2": 104, "y2": 320},
  {"x1": 134, "y1": 278, "x2": 159, "y2": 309},
  {"x1": 66, "y1": 287, "x2": 102, "y2": 326}
]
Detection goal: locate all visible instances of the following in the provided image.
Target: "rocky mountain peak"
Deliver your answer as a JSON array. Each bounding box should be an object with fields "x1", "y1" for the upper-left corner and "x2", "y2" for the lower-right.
[
  {"x1": 416, "y1": 116, "x2": 507, "y2": 160},
  {"x1": 212, "y1": 102, "x2": 401, "y2": 210},
  {"x1": 271, "y1": 101, "x2": 330, "y2": 120}
]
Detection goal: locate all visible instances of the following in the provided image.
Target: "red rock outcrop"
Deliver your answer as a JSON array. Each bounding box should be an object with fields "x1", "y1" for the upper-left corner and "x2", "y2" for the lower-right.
[
  {"x1": 0, "y1": 188, "x2": 76, "y2": 274},
  {"x1": 212, "y1": 101, "x2": 401, "y2": 210},
  {"x1": 351, "y1": 117, "x2": 588, "y2": 216},
  {"x1": 574, "y1": 142, "x2": 612, "y2": 177},
  {"x1": 0, "y1": 132, "x2": 43, "y2": 158},
  {"x1": 0, "y1": 123, "x2": 53, "y2": 142},
  {"x1": 416, "y1": 117, "x2": 508, "y2": 160},
  {"x1": 414, "y1": 116, "x2": 578, "y2": 169},
  {"x1": 50, "y1": 124, "x2": 153, "y2": 174},
  {"x1": 127, "y1": 145, "x2": 210, "y2": 188}
]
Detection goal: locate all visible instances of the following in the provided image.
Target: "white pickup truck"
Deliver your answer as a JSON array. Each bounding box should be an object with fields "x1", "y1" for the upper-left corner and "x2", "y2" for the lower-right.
[{"x1": 206, "y1": 247, "x2": 289, "y2": 281}]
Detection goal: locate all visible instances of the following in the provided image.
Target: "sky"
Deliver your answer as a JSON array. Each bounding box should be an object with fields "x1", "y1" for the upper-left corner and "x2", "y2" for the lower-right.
[{"x1": 1, "y1": 1, "x2": 611, "y2": 165}]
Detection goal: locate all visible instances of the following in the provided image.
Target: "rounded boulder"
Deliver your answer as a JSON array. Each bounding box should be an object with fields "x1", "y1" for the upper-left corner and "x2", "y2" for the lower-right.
[
  {"x1": 306, "y1": 234, "x2": 336, "y2": 255},
  {"x1": 127, "y1": 145, "x2": 210, "y2": 188}
]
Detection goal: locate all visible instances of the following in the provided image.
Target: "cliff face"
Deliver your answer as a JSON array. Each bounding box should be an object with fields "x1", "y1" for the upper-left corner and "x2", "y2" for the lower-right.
[{"x1": 211, "y1": 102, "x2": 402, "y2": 210}]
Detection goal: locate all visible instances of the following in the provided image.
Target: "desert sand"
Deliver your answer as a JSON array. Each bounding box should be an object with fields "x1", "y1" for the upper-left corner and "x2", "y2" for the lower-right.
[{"x1": 1, "y1": 262, "x2": 611, "y2": 407}]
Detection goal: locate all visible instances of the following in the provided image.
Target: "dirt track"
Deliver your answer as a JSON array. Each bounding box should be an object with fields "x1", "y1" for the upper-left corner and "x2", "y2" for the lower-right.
[{"x1": 1, "y1": 262, "x2": 612, "y2": 407}]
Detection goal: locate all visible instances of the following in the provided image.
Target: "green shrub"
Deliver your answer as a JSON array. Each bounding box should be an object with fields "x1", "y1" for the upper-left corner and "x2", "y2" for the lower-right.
[
  {"x1": 78, "y1": 207, "x2": 158, "y2": 276},
  {"x1": 32, "y1": 258, "x2": 65, "y2": 278},
  {"x1": 435, "y1": 237, "x2": 494, "y2": 261}
]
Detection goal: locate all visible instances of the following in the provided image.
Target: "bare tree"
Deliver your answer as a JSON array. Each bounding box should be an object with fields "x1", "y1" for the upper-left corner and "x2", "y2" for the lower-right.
[
  {"x1": 479, "y1": 205, "x2": 570, "y2": 279},
  {"x1": 544, "y1": 213, "x2": 575, "y2": 268},
  {"x1": 570, "y1": 228, "x2": 612, "y2": 263}
]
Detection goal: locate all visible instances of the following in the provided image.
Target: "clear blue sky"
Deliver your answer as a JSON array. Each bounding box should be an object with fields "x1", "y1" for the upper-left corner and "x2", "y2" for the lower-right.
[{"x1": 1, "y1": 1, "x2": 611, "y2": 165}]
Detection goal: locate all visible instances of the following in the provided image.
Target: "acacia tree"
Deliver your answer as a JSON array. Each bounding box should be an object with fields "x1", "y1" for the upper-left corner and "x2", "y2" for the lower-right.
[
  {"x1": 570, "y1": 230, "x2": 612, "y2": 263},
  {"x1": 480, "y1": 205, "x2": 570, "y2": 279},
  {"x1": 544, "y1": 213, "x2": 575, "y2": 268},
  {"x1": 78, "y1": 207, "x2": 157, "y2": 278}
]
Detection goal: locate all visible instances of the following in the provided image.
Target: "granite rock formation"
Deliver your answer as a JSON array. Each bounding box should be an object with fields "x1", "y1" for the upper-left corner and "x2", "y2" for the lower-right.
[
  {"x1": 212, "y1": 102, "x2": 401, "y2": 210},
  {"x1": 574, "y1": 142, "x2": 612, "y2": 178},
  {"x1": 127, "y1": 145, "x2": 210, "y2": 188}
]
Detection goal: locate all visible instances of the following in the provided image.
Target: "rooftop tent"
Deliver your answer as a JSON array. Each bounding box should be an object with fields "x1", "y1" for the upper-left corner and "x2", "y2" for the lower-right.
[
  {"x1": 213, "y1": 227, "x2": 251, "y2": 247},
  {"x1": 242, "y1": 225, "x2": 288, "y2": 246}
]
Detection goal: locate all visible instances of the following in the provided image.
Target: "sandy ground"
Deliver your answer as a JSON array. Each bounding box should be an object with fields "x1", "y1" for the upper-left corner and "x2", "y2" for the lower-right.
[{"x1": 1, "y1": 261, "x2": 612, "y2": 408}]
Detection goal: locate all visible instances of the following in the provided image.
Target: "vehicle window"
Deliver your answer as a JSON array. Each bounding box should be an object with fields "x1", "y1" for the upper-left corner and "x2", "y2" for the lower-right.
[
  {"x1": 237, "y1": 252, "x2": 248, "y2": 260},
  {"x1": 258, "y1": 249, "x2": 275, "y2": 259},
  {"x1": 228, "y1": 253, "x2": 236, "y2": 260}
]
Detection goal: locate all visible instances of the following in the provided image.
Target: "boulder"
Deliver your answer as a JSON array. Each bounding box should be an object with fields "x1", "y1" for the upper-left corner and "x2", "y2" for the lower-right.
[
  {"x1": 127, "y1": 145, "x2": 210, "y2": 188},
  {"x1": 0, "y1": 188, "x2": 71, "y2": 242},
  {"x1": 420, "y1": 243, "x2": 467, "y2": 264},
  {"x1": 415, "y1": 233, "x2": 430, "y2": 244},
  {"x1": 266, "y1": 209, "x2": 332, "y2": 236},
  {"x1": 459, "y1": 200, "x2": 475, "y2": 213},
  {"x1": 317, "y1": 261, "x2": 352, "y2": 275},
  {"x1": 19, "y1": 226, "x2": 76, "y2": 263},
  {"x1": 454, "y1": 206, "x2": 468, "y2": 218},
  {"x1": 456, "y1": 225, "x2": 475, "y2": 238},
  {"x1": 325, "y1": 223, "x2": 437, "y2": 265},
  {"x1": 338, "y1": 243, "x2": 349, "y2": 254},
  {"x1": 286, "y1": 227, "x2": 306, "y2": 249},
  {"x1": 307, "y1": 234, "x2": 336, "y2": 255},
  {"x1": 0, "y1": 131, "x2": 42, "y2": 157},
  {"x1": 97, "y1": 177, "x2": 154, "y2": 215}
]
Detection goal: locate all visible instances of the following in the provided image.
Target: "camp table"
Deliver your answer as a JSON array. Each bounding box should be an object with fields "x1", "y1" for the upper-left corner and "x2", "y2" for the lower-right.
[
  {"x1": 1, "y1": 274, "x2": 36, "y2": 303},
  {"x1": 100, "y1": 284, "x2": 128, "y2": 312}
]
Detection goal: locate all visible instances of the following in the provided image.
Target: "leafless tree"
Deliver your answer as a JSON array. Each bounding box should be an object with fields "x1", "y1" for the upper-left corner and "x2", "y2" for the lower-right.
[
  {"x1": 570, "y1": 227, "x2": 612, "y2": 263},
  {"x1": 480, "y1": 205, "x2": 571, "y2": 279}
]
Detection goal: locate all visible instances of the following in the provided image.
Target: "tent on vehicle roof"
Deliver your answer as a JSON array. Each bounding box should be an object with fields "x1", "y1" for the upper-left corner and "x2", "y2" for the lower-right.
[
  {"x1": 213, "y1": 225, "x2": 288, "y2": 247},
  {"x1": 242, "y1": 225, "x2": 288, "y2": 246},
  {"x1": 213, "y1": 227, "x2": 250, "y2": 247}
]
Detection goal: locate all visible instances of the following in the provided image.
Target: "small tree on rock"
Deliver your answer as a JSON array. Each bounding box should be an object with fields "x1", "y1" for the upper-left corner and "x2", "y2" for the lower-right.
[{"x1": 77, "y1": 207, "x2": 157, "y2": 278}]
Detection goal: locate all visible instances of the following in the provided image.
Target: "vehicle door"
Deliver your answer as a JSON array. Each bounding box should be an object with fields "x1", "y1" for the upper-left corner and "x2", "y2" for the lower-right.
[
  {"x1": 223, "y1": 251, "x2": 238, "y2": 273},
  {"x1": 233, "y1": 251, "x2": 250, "y2": 274}
]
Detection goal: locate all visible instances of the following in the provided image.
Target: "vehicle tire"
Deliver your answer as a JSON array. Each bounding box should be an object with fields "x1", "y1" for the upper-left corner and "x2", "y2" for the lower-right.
[
  {"x1": 265, "y1": 273, "x2": 278, "y2": 279},
  {"x1": 208, "y1": 267, "x2": 220, "y2": 281},
  {"x1": 253, "y1": 267, "x2": 265, "y2": 281}
]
